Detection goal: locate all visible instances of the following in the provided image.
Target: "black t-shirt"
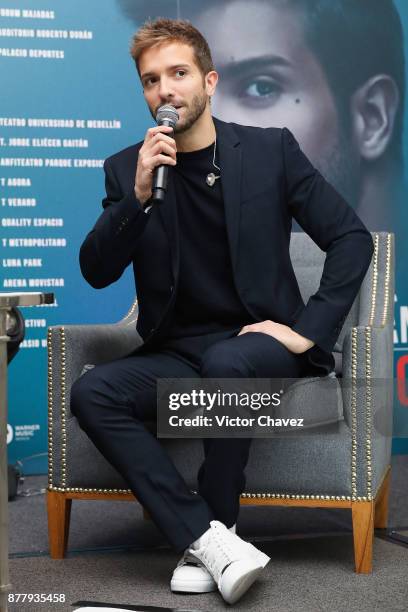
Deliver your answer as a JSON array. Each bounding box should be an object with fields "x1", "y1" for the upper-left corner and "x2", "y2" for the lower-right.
[{"x1": 162, "y1": 141, "x2": 255, "y2": 340}]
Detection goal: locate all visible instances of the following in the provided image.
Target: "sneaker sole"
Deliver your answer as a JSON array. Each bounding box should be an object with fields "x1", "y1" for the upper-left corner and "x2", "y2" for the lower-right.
[
  {"x1": 169, "y1": 549, "x2": 269, "y2": 594},
  {"x1": 170, "y1": 577, "x2": 217, "y2": 593},
  {"x1": 219, "y1": 558, "x2": 267, "y2": 605}
]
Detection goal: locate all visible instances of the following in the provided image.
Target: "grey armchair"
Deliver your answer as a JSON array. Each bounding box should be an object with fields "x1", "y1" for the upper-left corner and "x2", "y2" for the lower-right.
[{"x1": 47, "y1": 231, "x2": 394, "y2": 573}]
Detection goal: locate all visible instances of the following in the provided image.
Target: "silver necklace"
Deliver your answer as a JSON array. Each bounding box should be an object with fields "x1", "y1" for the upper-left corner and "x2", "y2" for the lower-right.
[{"x1": 206, "y1": 137, "x2": 221, "y2": 186}]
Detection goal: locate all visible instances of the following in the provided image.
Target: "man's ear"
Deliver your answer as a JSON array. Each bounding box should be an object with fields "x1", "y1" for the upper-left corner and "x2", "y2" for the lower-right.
[
  {"x1": 350, "y1": 74, "x2": 400, "y2": 161},
  {"x1": 205, "y1": 70, "x2": 219, "y2": 97}
]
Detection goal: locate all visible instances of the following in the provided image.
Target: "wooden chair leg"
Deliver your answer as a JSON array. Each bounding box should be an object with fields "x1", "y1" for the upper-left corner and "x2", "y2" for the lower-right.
[
  {"x1": 351, "y1": 500, "x2": 374, "y2": 573},
  {"x1": 374, "y1": 470, "x2": 391, "y2": 529},
  {"x1": 47, "y1": 490, "x2": 72, "y2": 559}
]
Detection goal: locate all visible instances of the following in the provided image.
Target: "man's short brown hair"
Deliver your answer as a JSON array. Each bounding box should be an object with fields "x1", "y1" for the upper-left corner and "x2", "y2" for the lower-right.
[{"x1": 130, "y1": 18, "x2": 215, "y2": 79}]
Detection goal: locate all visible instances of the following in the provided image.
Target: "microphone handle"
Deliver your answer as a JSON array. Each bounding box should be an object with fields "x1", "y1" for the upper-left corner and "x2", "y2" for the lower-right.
[
  {"x1": 152, "y1": 164, "x2": 169, "y2": 204},
  {"x1": 152, "y1": 119, "x2": 174, "y2": 204}
]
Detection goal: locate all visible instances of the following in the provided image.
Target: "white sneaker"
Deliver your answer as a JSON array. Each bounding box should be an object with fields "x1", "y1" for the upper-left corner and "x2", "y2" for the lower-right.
[
  {"x1": 170, "y1": 523, "x2": 237, "y2": 594},
  {"x1": 188, "y1": 520, "x2": 270, "y2": 605}
]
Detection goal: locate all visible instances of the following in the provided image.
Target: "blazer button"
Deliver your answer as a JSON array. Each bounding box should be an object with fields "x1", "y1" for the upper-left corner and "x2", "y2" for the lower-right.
[
  {"x1": 170, "y1": 285, "x2": 174, "y2": 293},
  {"x1": 150, "y1": 327, "x2": 155, "y2": 333}
]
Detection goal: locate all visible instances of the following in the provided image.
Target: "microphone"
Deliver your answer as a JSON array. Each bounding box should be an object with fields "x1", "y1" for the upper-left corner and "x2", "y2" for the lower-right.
[{"x1": 152, "y1": 104, "x2": 179, "y2": 203}]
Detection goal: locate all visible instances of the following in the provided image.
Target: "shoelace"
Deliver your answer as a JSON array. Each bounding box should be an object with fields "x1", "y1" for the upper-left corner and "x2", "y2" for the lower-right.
[
  {"x1": 202, "y1": 524, "x2": 239, "y2": 574},
  {"x1": 177, "y1": 548, "x2": 202, "y2": 568}
]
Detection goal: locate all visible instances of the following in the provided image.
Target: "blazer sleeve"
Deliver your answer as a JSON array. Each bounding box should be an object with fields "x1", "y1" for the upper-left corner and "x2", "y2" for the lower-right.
[
  {"x1": 79, "y1": 156, "x2": 150, "y2": 289},
  {"x1": 281, "y1": 126, "x2": 374, "y2": 353}
]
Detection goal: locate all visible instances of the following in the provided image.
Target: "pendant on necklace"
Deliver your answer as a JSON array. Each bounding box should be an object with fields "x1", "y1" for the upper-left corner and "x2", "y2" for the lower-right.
[{"x1": 206, "y1": 173, "x2": 216, "y2": 186}]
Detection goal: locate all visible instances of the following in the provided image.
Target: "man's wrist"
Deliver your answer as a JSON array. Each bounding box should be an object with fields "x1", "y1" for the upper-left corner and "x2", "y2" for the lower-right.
[
  {"x1": 290, "y1": 328, "x2": 315, "y2": 352},
  {"x1": 134, "y1": 187, "x2": 153, "y2": 212}
]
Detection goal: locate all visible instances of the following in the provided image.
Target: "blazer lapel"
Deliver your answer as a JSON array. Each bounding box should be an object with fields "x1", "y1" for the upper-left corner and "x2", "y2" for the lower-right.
[{"x1": 214, "y1": 118, "x2": 242, "y2": 276}]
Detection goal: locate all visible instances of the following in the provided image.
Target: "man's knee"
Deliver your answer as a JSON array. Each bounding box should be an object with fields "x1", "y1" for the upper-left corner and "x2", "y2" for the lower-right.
[
  {"x1": 200, "y1": 341, "x2": 253, "y2": 378},
  {"x1": 70, "y1": 370, "x2": 96, "y2": 423},
  {"x1": 70, "y1": 367, "x2": 119, "y2": 426}
]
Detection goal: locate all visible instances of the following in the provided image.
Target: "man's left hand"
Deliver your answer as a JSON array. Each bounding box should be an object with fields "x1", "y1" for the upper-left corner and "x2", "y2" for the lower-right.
[{"x1": 237, "y1": 320, "x2": 315, "y2": 354}]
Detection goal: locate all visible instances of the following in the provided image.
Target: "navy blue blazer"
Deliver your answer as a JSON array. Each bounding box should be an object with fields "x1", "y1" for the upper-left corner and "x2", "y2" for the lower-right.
[{"x1": 79, "y1": 117, "x2": 374, "y2": 372}]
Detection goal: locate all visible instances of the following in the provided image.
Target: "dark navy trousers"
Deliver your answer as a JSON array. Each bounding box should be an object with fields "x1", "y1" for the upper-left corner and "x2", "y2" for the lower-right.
[{"x1": 70, "y1": 328, "x2": 315, "y2": 553}]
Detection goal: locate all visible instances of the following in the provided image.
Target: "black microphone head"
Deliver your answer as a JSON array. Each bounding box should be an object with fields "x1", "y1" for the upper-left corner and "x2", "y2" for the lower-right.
[{"x1": 156, "y1": 104, "x2": 179, "y2": 128}]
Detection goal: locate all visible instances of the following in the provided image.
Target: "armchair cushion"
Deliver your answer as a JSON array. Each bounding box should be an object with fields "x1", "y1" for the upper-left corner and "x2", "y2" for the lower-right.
[{"x1": 274, "y1": 372, "x2": 344, "y2": 431}]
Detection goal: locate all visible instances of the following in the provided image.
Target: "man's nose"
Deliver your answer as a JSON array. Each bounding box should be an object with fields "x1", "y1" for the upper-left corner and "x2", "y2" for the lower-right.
[{"x1": 158, "y1": 76, "x2": 175, "y2": 102}]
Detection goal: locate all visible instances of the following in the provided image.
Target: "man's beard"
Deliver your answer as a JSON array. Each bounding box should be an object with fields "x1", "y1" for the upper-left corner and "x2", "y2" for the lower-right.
[
  {"x1": 150, "y1": 90, "x2": 208, "y2": 134},
  {"x1": 173, "y1": 92, "x2": 208, "y2": 133}
]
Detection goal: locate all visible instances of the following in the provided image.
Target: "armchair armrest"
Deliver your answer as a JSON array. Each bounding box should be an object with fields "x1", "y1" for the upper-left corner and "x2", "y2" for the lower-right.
[
  {"x1": 47, "y1": 317, "x2": 143, "y2": 421},
  {"x1": 47, "y1": 316, "x2": 143, "y2": 489},
  {"x1": 341, "y1": 323, "x2": 393, "y2": 499}
]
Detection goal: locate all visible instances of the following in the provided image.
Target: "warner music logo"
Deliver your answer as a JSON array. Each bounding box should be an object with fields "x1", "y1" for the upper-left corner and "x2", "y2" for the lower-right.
[
  {"x1": 14, "y1": 423, "x2": 40, "y2": 441},
  {"x1": 6, "y1": 423, "x2": 40, "y2": 442}
]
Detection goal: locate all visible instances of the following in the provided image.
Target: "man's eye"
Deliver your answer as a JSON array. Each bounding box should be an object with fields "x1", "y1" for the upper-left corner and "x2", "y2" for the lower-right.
[
  {"x1": 175, "y1": 70, "x2": 186, "y2": 77},
  {"x1": 241, "y1": 77, "x2": 280, "y2": 98}
]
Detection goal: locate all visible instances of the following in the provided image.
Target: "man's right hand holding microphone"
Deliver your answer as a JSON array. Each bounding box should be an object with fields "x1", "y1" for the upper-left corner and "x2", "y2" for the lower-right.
[{"x1": 134, "y1": 105, "x2": 180, "y2": 209}]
